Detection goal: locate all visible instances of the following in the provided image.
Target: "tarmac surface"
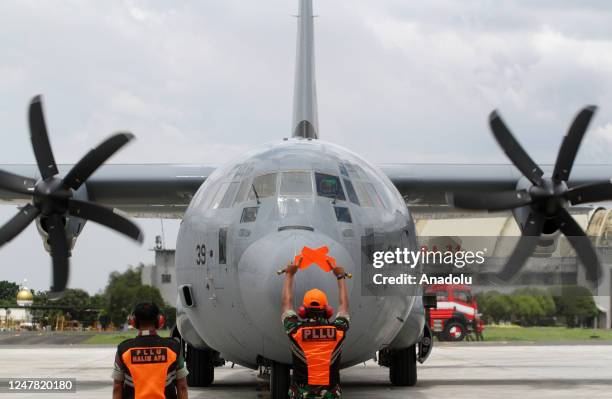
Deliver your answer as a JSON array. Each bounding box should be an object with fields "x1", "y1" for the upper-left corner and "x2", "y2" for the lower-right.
[
  {"x1": 0, "y1": 331, "x2": 93, "y2": 345},
  {"x1": 0, "y1": 344, "x2": 611, "y2": 398}
]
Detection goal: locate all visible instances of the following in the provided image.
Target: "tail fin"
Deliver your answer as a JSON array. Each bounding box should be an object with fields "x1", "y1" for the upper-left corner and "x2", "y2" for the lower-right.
[{"x1": 292, "y1": 0, "x2": 319, "y2": 139}]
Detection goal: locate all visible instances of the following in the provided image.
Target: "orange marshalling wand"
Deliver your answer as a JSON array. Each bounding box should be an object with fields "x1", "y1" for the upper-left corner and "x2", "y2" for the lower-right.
[{"x1": 294, "y1": 246, "x2": 336, "y2": 272}]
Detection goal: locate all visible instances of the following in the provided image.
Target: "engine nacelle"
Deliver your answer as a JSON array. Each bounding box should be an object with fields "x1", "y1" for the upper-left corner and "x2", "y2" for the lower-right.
[
  {"x1": 34, "y1": 186, "x2": 90, "y2": 253},
  {"x1": 36, "y1": 215, "x2": 84, "y2": 253},
  {"x1": 512, "y1": 177, "x2": 563, "y2": 236}
]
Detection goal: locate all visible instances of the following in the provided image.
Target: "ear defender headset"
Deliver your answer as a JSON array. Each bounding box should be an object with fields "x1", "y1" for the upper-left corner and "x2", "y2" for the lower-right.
[
  {"x1": 128, "y1": 303, "x2": 166, "y2": 329},
  {"x1": 298, "y1": 288, "x2": 334, "y2": 319}
]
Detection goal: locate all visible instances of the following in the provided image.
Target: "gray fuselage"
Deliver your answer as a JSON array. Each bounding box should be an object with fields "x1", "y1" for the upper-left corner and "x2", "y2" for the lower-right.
[{"x1": 176, "y1": 138, "x2": 422, "y2": 368}]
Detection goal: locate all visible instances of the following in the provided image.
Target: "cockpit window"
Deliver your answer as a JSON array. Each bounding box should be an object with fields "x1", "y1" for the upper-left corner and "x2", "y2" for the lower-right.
[
  {"x1": 315, "y1": 173, "x2": 346, "y2": 201},
  {"x1": 248, "y1": 173, "x2": 277, "y2": 201},
  {"x1": 353, "y1": 180, "x2": 373, "y2": 207},
  {"x1": 210, "y1": 182, "x2": 230, "y2": 209},
  {"x1": 280, "y1": 172, "x2": 312, "y2": 196},
  {"x1": 353, "y1": 164, "x2": 369, "y2": 180},
  {"x1": 334, "y1": 206, "x2": 352, "y2": 223},
  {"x1": 219, "y1": 182, "x2": 239, "y2": 208},
  {"x1": 240, "y1": 207, "x2": 258, "y2": 223},
  {"x1": 344, "y1": 162, "x2": 358, "y2": 177},
  {"x1": 338, "y1": 163, "x2": 349, "y2": 177},
  {"x1": 364, "y1": 182, "x2": 387, "y2": 209},
  {"x1": 343, "y1": 179, "x2": 360, "y2": 205},
  {"x1": 233, "y1": 178, "x2": 251, "y2": 205},
  {"x1": 233, "y1": 163, "x2": 253, "y2": 179}
]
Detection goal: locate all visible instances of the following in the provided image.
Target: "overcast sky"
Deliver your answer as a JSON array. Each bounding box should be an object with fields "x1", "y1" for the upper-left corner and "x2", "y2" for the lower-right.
[{"x1": 2, "y1": 0, "x2": 612, "y2": 293}]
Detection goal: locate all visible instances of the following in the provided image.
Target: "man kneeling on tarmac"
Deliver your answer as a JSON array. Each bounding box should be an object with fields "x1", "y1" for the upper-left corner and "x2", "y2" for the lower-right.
[
  {"x1": 112, "y1": 302, "x2": 189, "y2": 399},
  {"x1": 281, "y1": 263, "x2": 350, "y2": 399}
]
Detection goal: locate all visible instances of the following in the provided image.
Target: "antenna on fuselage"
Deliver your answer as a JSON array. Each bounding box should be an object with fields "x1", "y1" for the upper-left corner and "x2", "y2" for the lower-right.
[{"x1": 291, "y1": 0, "x2": 319, "y2": 139}]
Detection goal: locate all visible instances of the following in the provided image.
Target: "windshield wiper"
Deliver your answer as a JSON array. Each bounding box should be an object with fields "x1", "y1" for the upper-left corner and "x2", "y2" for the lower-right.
[{"x1": 251, "y1": 184, "x2": 261, "y2": 205}]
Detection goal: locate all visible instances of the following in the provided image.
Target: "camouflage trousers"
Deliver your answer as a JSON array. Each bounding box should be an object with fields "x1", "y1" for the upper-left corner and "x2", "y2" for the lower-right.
[{"x1": 288, "y1": 383, "x2": 342, "y2": 399}]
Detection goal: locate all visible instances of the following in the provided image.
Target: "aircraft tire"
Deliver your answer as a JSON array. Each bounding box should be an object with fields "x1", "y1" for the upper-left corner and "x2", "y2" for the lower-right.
[
  {"x1": 270, "y1": 361, "x2": 291, "y2": 399},
  {"x1": 389, "y1": 345, "x2": 417, "y2": 386},
  {"x1": 186, "y1": 344, "x2": 214, "y2": 387}
]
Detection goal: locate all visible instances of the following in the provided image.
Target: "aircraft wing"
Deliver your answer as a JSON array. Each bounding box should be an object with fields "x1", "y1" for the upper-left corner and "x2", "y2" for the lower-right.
[
  {"x1": 380, "y1": 163, "x2": 612, "y2": 207},
  {"x1": 2, "y1": 162, "x2": 611, "y2": 218},
  {"x1": 0, "y1": 164, "x2": 216, "y2": 218}
]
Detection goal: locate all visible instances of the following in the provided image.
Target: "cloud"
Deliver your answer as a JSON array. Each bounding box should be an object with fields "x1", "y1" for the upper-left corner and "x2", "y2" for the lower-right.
[{"x1": 2, "y1": 0, "x2": 612, "y2": 291}]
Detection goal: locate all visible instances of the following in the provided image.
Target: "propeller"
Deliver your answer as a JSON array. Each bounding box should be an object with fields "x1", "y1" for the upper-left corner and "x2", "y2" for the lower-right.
[
  {"x1": 0, "y1": 95, "x2": 143, "y2": 294},
  {"x1": 448, "y1": 106, "x2": 606, "y2": 283}
]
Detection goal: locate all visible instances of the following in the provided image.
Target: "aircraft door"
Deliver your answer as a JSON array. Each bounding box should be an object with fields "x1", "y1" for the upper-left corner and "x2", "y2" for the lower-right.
[{"x1": 206, "y1": 227, "x2": 226, "y2": 289}]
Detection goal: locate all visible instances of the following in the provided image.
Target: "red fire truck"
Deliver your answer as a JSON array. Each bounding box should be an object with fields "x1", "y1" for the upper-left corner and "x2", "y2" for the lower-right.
[{"x1": 425, "y1": 284, "x2": 484, "y2": 341}]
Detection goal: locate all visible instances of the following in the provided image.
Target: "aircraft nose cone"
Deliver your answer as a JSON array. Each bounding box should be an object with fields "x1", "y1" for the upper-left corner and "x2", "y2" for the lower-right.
[{"x1": 236, "y1": 229, "x2": 354, "y2": 360}]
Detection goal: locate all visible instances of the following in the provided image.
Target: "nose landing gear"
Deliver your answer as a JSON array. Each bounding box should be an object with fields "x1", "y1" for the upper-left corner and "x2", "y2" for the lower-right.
[
  {"x1": 270, "y1": 361, "x2": 291, "y2": 399},
  {"x1": 186, "y1": 344, "x2": 217, "y2": 387}
]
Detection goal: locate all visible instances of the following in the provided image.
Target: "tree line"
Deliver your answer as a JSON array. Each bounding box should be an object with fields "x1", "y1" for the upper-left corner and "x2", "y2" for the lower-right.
[
  {"x1": 0, "y1": 265, "x2": 175, "y2": 330},
  {"x1": 477, "y1": 286, "x2": 599, "y2": 327}
]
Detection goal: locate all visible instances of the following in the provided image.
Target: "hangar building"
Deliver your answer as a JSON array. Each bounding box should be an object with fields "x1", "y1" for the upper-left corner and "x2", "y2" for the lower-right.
[{"x1": 142, "y1": 210, "x2": 612, "y2": 328}]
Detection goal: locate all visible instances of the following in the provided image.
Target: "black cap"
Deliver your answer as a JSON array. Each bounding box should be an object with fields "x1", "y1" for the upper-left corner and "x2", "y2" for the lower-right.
[{"x1": 133, "y1": 302, "x2": 160, "y2": 327}]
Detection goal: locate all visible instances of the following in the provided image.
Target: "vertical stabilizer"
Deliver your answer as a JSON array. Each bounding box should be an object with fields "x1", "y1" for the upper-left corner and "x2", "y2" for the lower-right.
[{"x1": 292, "y1": 0, "x2": 319, "y2": 139}]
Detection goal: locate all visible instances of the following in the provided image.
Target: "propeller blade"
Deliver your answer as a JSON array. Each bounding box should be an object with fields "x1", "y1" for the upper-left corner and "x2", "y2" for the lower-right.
[
  {"x1": 46, "y1": 214, "x2": 70, "y2": 293},
  {"x1": 450, "y1": 190, "x2": 532, "y2": 211},
  {"x1": 0, "y1": 204, "x2": 40, "y2": 246},
  {"x1": 68, "y1": 199, "x2": 143, "y2": 243},
  {"x1": 565, "y1": 180, "x2": 612, "y2": 205},
  {"x1": 489, "y1": 111, "x2": 544, "y2": 186},
  {"x1": 28, "y1": 95, "x2": 59, "y2": 179},
  {"x1": 553, "y1": 106, "x2": 597, "y2": 182},
  {"x1": 62, "y1": 132, "x2": 135, "y2": 191},
  {"x1": 0, "y1": 169, "x2": 36, "y2": 195},
  {"x1": 497, "y1": 212, "x2": 545, "y2": 281},
  {"x1": 557, "y1": 208, "x2": 601, "y2": 282}
]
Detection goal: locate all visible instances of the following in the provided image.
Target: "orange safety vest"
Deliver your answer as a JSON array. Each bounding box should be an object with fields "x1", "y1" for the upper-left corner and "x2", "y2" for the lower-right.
[
  {"x1": 290, "y1": 323, "x2": 346, "y2": 386},
  {"x1": 115, "y1": 334, "x2": 183, "y2": 399}
]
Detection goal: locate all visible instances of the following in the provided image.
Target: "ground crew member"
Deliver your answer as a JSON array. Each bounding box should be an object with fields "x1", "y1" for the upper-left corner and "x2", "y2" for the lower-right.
[
  {"x1": 475, "y1": 317, "x2": 484, "y2": 341},
  {"x1": 281, "y1": 263, "x2": 350, "y2": 399},
  {"x1": 112, "y1": 303, "x2": 189, "y2": 399}
]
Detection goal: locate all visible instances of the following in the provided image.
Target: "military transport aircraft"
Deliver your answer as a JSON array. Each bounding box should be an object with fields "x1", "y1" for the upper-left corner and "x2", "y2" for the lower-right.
[{"x1": 1, "y1": 0, "x2": 611, "y2": 397}]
